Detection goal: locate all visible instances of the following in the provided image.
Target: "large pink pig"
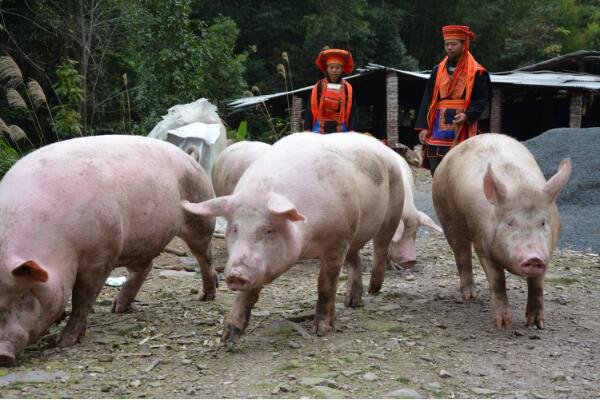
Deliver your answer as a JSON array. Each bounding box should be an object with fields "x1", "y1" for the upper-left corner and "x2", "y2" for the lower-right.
[
  {"x1": 0, "y1": 135, "x2": 217, "y2": 365},
  {"x1": 183, "y1": 132, "x2": 405, "y2": 343},
  {"x1": 388, "y1": 152, "x2": 442, "y2": 268},
  {"x1": 432, "y1": 133, "x2": 571, "y2": 329},
  {"x1": 212, "y1": 141, "x2": 271, "y2": 197}
]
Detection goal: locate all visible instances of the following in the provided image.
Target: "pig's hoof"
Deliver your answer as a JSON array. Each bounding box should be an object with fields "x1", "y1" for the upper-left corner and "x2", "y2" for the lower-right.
[
  {"x1": 58, "y1": 332, "x2": 82, "y2": 348},
  {"x1": 314, "y1": 320, "x2": 334, "y2": 337},
  {"x1": 220, "y1": 324, "x2": 243, "y2": 345},
  {"x1": 460, "y1": 286, "x2": 477, "y2": 301},
  {"x1": 367, "y1": 282, "x2": 382, "y2": 295},
  {"x1": 493, "y1": 314, "x2": 512, "y2": 330},
  {"x1": 200, "y1": 291, "x2": 216, "y2": 302},
  {"x1": 526, "y1": 315, "x2": 545, "y2": 329},
  {"x1": 344, "y1": 294, "x2": 364, "y2": 308}
]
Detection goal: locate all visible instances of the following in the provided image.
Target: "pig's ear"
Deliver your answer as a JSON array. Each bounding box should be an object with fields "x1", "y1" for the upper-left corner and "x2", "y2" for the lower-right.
[
  {"x1": 182, "y1": 196, "x2": 233, "y2": 217},
  {"x1": 11, "y1": 260, "x2": 49, "y2": 283},
  {"x1": 483, "y1": 163, "x2": 508, "y2": 205},
  {"x1": 267, "y1": 193, "x2": 306, "y2": 222},
  {"x1": 417, "y1": 211, "x2": 443, "y2": 233},
  {"x1": 392, "y1": 220, "x2": 404, "y2": 242},
  {"x1": 543, "y1": 158, "x2": 572, "y2": 201}
]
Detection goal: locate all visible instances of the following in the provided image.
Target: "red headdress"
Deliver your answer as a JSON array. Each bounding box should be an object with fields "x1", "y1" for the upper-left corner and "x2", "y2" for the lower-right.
[
  {"x1": 442, "y1": 25, "x2": 475, "y2": 51},
  {"x1": 315, "y1": 49, "x2": 354, "y2": 75}
]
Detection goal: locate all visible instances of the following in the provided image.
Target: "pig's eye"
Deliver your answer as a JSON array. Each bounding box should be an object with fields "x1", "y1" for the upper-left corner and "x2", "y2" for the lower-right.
[
  {"x1": 506, "y1": 220, "x2": 515, "y2": 228},
  {"x1": 265, "y1": 228, "x2": 273, "y2": 235},
  {"x1": 541, "y1": 220, "x2": 546, "y2": 227}
]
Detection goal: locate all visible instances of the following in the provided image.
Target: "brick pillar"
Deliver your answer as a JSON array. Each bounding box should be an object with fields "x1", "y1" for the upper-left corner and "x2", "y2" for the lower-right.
[
  {"x1": 290, "y1": 96, "x2": 303, "y2": 132},
  {"x1": 386, "y1": 71, "x2": 398, "y2": 147},
  {"x1": 569, "y1": 91, "x2": 583, "y2": 128},
  {"x1": 490, "y1": 88, "x2": 502, "y2": 133}
]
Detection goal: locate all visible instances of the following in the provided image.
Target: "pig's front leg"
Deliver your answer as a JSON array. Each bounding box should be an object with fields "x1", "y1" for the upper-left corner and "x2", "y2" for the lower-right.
[
  {"x1": 481, "y1": 258, "x2": 512, "y2": 329},
  {"x1": 60, "y1": 268, "x2": 111, "y2": 347},
  {"x1": 526, "y1": 276, "x2": 545, "y2": 329},
  {"x1": 221, "y1": 287, "x2": 262, "y2": 344},
  {"x1": 344, "y1": 251, "x2": 363, "y2": 308},
  {"x1": 315, "y1": 250, "x2": 345, "y2": 336}
]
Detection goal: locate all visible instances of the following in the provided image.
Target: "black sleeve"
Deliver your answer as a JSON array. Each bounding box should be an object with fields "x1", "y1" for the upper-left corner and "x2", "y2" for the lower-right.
[
  {"x1": 414, "y1": 65, "x2": 438, "y2": 130},
  {"x1": 465, "y1": 70, "x2": 492, "y2": 123},
  {"x1": 304, "y1": 105, "x2": 314, "y2": 131}
]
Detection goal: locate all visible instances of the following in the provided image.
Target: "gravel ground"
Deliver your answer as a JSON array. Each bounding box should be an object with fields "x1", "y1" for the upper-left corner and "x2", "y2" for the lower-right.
[
  {"x1": 524, "y1": 128, "x2": 600, "y2": 252},
  {"x1": 1, "y1": 168, "x2": 598, "y2": 399}
]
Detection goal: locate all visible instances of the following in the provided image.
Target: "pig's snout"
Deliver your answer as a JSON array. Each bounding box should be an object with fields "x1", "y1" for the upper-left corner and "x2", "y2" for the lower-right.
[
  {"x1": 0, "y1": 344, "x2": 16, "y2": 366},
  {"x1": 519, "y1": 256, "x2": 547, "y2": 277},
  {"x1": 225, "y1": 272, "x2": 251, "y2": 291}
]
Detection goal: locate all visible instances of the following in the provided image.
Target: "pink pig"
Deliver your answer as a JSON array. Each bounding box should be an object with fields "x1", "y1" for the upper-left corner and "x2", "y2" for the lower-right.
[
  {"x1": 432, "y1": 133, "x2": 571, "y2": 329},
  {"x1": 212, "y1": 141, "x2": 271, "y2": 197},
  {"x1": 0, "y1": 135, "x2": 216, "y2": 365},
  {"x1": 183, "y1": 132, "x2": 405, "y2": 343}
]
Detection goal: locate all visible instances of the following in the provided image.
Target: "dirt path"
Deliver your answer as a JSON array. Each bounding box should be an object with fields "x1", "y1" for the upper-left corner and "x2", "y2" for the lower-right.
[{"x1": 1, "y1": 169, "x2": 599, "y2": 398}]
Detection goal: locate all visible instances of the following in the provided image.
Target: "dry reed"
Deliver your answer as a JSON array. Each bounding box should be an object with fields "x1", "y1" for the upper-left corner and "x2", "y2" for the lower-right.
[
  {"x1": 0, "y1": 56, "x2": 24, "y2": 88},
  {"x1": 6, "y1": 88, "x2": 28, "y2": 109}
]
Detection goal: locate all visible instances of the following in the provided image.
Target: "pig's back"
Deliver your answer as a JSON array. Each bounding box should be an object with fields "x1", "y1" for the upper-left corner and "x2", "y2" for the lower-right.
[
  {"x1": 0, "y1": 135, "x2": 210, "y2": 256},
  {"x1": 435, "y1": 134, "x2": 547, "y2": 226},
  {"x1": 213, "y1": 141, "x2": 271, "y2": 196}
]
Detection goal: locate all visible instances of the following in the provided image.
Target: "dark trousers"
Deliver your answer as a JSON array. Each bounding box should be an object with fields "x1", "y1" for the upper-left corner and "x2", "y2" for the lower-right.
[{"x1": 427, "y1": 157, "x2": 442, "y2": 177}]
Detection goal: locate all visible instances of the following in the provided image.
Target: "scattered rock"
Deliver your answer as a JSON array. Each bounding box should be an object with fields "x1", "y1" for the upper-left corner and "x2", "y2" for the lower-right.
[
  {"x1": 288, "y1": 341, "x2": 301, "y2": 349},
  {"x1": 189, "y1": 288, "x2": 199, "y2": 295},
  {"x1": 299, "y1": 377, "x2": 326, "y2": 386},
  {"x1": 252, "y1": 310, "x2": 272, "y2": 318},
  {"x1": 470, "y1": 387, "x2": 497, "y2": 395},
  {"x1": 386, "y1": 388, "x2": 422, "y2": 399},
  {"x1": 554, "y1": 386, "x2": 572, "y2": 394},
  {"x1": 551, "y1": 371, "x2": 566, "y2": 382},
  {"x1": 439, "y1": 369, "x2": 452, "y2": 378},
  {"x1": 129, "y1": 380, "x2": 142, "y2": 388},
  {"x1": 423, "y1": 382, "x2": 442, "y2": 393},
  {"x1": 362, "y1": 372, "x2": 378, "y2": 381},
  {"x1": 98, "y1": 354, "x2": 114, "y2": 362},
  {"x1": 312, "y1": 386, "x2": 346, "y2": 399},
  {"x1": 405, "y1": 274, "x2": 416, "y2": 281}
]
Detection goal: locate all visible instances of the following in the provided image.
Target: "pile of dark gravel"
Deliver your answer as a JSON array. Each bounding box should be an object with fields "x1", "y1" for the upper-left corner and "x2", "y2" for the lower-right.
[{"x1": 525, "y1": 128, "x2": 600, "y2": 252}]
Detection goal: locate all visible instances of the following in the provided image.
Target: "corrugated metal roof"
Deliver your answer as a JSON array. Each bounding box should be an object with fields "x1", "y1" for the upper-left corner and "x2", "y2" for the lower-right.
[
  {"x1": 228, "y1": 62, "x2": 600, "y2": 111},
  {"x1": 514, "y1": 50, "x2": 600, "y2": 72}
]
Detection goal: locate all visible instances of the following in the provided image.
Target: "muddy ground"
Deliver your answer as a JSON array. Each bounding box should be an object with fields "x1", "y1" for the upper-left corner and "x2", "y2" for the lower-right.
[{"x1": 1, "y1": 171, "x2": 599, "y2": 399}]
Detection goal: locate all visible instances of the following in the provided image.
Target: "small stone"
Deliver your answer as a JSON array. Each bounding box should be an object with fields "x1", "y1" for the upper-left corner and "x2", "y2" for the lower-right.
[
  {"x1": 362, "y1": 372, "x2": 378, "y2": 381},
  {"x1": 529, "y1": 334, "x2": 541, "y2": 340},
  {"x1": 129, "y1": 379, "x2": 142, "y2": 388},
  {"x1": 271, "y1": 386, "x2": 280, "y2": 395},
  {"x1": 186, "y1": 387, "x2": 197, "y2": 395},
  {"x1": 470, "y1": 387, "x2": 497, "y2": 395},
  {"x1": 98, "y1": 355, "x2": 114, "y2": 362},
  {"x1": 279, "y1": 384, "x2": 291, "y2": 392},
  {"x1": 100, "y1": 386, "x2": 111, "y2": 393},
  {"x1": 252, "y1": 310, "x2": 271, "y2": 318},
  {"x1": 554, "y1": 386, "x2": 572, "y2": 394},
  {"x1": 405, "y1": 274, "x2": 415, "y2": 281},
  {"x1": 551, "y1": 371, "x2": 566, "y2": 382},
  {"x1": 189, "y1": 288, "x2": 199, "y2": 295},
  {"x1": 526, "y1": 345, "x2": 535, "y2": 350},
  {"x1": 439, "y1": 369, "x2": 452, "y2": 378},
  {"x1": 181, "y1": 359, "x2": 193, "y2": 365},
  {"x1": 312, "y1": 386, "x2": 346, "y2": 399},
  {"x1": 379, "y1": 304, "x2": 401, "y2": 311},
  {"x1": 386, "y1": 388, "x2": 422, "y2": 399},
  {"x1": 288, "y1": 341, "x2": 301, "y2": 349},
  {"x1": 514, "y1": 331, "x2": 524, "y2": 337},
  {"x1": 196, "y1": 363, "x2": 208, "y2": 370},
  {"x1": 423, "y1": 382, "x2": 442, "y2": 393},
  {"x1": 299, "y1": 377, "x2": 326, "y2": 386}
]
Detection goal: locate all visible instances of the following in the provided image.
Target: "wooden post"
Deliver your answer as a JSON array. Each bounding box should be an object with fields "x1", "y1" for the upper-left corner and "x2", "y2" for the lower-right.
[
  {"x1": 490, "y1": 87, "x2": 502, "y2": 133},
  {"x1": 386, "y1": 71, "x2": 398, "y2": 147},
  {"x1": 569, "y1": 90, "x2": 583, "y2": 128}
]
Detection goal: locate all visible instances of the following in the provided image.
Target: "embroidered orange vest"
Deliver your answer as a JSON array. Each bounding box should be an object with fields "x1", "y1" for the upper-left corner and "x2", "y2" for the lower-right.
[{"x1": 310, "y1": 79, "x2": 353, "y2": 133}]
